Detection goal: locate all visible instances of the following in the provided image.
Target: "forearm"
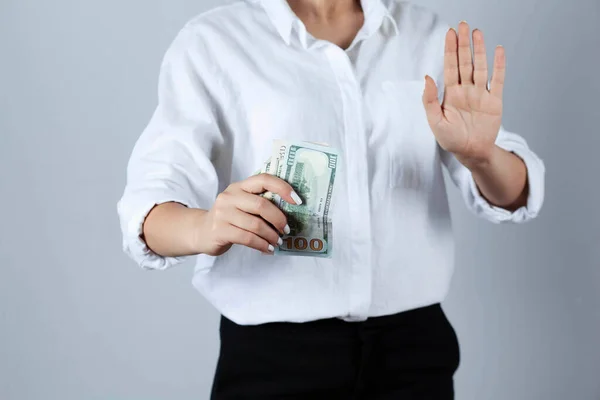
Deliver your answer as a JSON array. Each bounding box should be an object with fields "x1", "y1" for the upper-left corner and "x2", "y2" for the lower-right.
[
  {"x1": 142, "y1": 202, "x2": 208, "y2": 257},
  {"x1": 460, "y1": 145, "x2": 528, "y2": 211}
]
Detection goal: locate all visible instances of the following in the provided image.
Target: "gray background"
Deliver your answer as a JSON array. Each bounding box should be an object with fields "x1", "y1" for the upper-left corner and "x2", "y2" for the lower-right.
[{"x1": 1, "y1": 0, "x2": 598, "y2": 398}]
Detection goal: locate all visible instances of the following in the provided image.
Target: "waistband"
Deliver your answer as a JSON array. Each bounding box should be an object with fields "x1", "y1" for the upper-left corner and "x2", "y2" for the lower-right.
[{"x1": 220, "y1": 303, "x2": 446, "y2": 339}]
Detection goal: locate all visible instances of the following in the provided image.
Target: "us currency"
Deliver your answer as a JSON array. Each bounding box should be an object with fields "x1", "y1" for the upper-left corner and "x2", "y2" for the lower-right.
[{"x1": 262, "y1": 140, "x2": 340, "y2": 257}]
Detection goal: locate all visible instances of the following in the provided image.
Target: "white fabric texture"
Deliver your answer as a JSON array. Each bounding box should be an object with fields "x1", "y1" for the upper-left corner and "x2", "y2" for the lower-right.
[{"x1": 117, "y1": 0, "x2": 545, "y2": 325}]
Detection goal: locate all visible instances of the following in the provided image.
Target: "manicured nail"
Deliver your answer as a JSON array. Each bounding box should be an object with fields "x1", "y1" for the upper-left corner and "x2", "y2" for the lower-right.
[
  {"x1": 290, "y1": 190, "x2": 303, "y2": 205},
  {"x1": 277, "y1": 237, "x2": 283, "y2": 246},
  {"x1": 284, "y1": 224, "x2": 291, "y2": 235},
  {"x1": 268, "y1": 244, "x2": 275, "y2": 252}
]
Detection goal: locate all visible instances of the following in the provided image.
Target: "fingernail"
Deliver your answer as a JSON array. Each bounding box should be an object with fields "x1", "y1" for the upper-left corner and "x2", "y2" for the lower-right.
[
  {"x1": 277, "y1": 237, "x2": 283, "y2": 246},
  {"x1": 290, "y1": 190, "x2": 303, "y2": 205},
  {"x1": 268, "y1": 244, "x2": 275, "y2": 252},
  {"x1": 284, "y1": 224, "x2": 291, "y2": 235},
  {"x1": 460, "y1": 20, "x2": 468, "y2": 24}
]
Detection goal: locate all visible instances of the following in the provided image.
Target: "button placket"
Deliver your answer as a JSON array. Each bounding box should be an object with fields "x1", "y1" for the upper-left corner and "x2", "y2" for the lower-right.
[{"x1": 324, "y1": 45, "x2": 373, "y2": 319}]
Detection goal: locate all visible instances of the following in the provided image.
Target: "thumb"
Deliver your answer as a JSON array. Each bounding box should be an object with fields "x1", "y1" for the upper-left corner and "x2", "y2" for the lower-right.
[{"x1": 422, "y1": 75, "x2": 443, "y2": 127}]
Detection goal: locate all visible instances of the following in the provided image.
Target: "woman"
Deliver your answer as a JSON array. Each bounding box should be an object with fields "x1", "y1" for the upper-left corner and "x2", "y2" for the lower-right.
[{"x1": 118, "y1": 0, "x2": 545, "y2": 398}]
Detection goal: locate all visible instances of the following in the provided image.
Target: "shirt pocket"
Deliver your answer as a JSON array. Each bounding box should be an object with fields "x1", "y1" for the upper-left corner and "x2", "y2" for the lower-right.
[{"x1": 381, "y1": 80, "x2": 438, "y2": 191}]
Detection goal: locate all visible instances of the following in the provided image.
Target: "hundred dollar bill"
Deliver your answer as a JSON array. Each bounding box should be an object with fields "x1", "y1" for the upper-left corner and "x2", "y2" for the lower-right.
[{"x1": 268, "y1": 140, "x2": 339, "y2": 257}]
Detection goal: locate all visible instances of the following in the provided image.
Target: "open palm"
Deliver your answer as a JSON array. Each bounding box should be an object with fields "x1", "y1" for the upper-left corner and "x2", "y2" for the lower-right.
[{"x1": 423, "y1": 22, "x2": 505, "y2": 165}]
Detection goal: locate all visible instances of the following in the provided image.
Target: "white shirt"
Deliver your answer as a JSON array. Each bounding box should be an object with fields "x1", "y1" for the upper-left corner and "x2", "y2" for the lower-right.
[{"x1": 117, "y1": 0, "x2": 545, "y2": 325}]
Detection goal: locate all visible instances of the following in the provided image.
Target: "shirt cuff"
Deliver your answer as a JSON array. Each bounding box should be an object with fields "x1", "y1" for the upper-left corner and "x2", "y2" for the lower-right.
[
  {"x1": 117, "y1": 182, "x2": 222, "y2": 270},
  {"x1": 467, "y1": 143, "x2": 545, "y2": 224},
  {"x1": 120, "y1": 196, "x2": 196, "y2": 270}
]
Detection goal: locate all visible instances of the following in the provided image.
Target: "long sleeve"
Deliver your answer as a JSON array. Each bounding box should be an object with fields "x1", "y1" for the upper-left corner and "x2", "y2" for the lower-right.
[
  {"x1": 440, "y1": 127, "x2": 546, "y2": 223},
  {"x1": 424, "y1": 17, "x2": 546, "y2": 224},
  {"x1": 117, "y1": 27, "x2": 223, "y2": 270}
]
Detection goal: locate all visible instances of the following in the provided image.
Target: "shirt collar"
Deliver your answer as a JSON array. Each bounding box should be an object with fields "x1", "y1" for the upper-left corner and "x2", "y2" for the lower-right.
[{"x1": 257, "y1": 0, "x2": 399, "y2": 47}]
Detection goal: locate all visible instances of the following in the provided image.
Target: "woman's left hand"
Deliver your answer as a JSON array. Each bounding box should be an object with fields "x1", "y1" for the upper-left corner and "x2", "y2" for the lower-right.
[{"x1": 422, "y1": 21, "x2": 505, "y2": 168}]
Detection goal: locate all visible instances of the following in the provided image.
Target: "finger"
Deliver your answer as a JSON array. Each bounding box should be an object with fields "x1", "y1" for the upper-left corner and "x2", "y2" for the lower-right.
[
  {"x1": 490, "y1": 45, "x2": 506, "y2": 99},
  {"x1": 457, "y1": 21, "x2": 474, "y2": 85},
  {"x1": 422, "y1": 75, "x2": 444, "y2": 127},
  {"x1": 231, "y1": 190, "x2": 289, "y2": 234},
  {"x1": 237, "y1": 174, "x2": 302, "y2": 205},
  {"x1": 472, "y1": 29, "x2": 488, "y2": 88},
  {"x1": 225, "y1": 224, "x2": 274, "y2": 253},
  {"x1": 444, "y1": 28, "x2": 459, "y2": 87},
  {"x1": 227, "y1": 208, "x2": 282, "y2": 247}
]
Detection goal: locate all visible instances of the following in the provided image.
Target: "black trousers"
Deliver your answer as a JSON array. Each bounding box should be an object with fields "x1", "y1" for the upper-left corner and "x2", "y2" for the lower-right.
[{"x1": 211, "y1": 304, "x2": 460, "y2": 399}]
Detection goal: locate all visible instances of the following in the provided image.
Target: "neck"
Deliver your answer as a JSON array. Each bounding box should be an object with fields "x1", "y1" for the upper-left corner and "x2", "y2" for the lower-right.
[{"x1": 287, "y1": 0, "x2": 362, "y2": 21}]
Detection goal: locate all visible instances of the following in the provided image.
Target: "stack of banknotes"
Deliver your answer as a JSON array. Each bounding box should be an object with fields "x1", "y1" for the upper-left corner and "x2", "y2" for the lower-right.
[{"x1": 258, "y1": 140, "x2": 340, "y2": 257}]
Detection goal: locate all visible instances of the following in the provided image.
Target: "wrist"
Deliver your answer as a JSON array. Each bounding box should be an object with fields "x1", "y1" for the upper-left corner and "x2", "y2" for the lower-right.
[
  {"x1": 455, "y1": 145, "x2": 500, "y2": 172},
  {"x1": 186, "y1": 208, "x2": 211, "y2": 255}
]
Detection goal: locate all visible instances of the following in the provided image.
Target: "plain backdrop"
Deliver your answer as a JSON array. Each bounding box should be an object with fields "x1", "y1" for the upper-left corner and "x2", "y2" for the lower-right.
[{"x1": 1, "y1": 0, "x2": 599, "y2": 399}]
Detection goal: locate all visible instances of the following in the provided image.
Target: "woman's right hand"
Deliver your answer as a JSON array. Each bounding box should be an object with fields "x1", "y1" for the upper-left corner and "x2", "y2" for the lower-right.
[{"x1": 195, "y1": 174, "x2": 302, "y2": 256}]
